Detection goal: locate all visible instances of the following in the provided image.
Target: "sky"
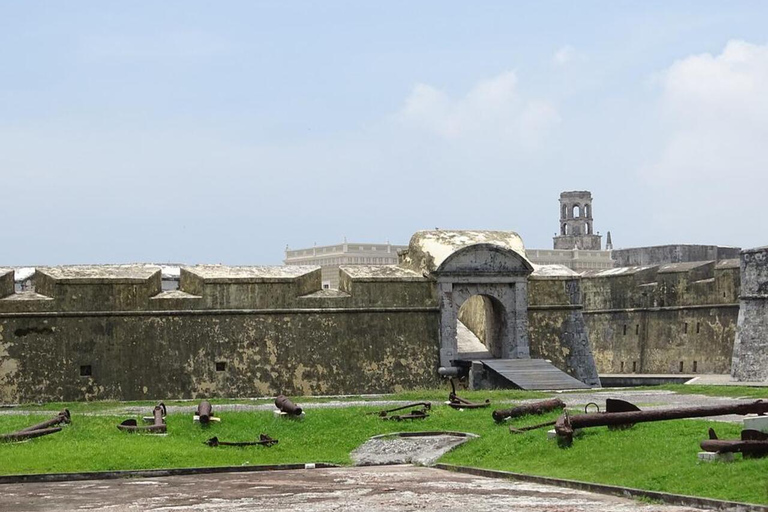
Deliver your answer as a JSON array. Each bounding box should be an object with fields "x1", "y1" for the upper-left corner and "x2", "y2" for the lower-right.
[{"x1": 2, "y1": 1, "x2": 768, "y2": 266}]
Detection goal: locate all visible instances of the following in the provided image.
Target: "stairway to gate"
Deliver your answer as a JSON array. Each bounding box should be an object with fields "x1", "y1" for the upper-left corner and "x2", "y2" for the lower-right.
[{"x1": 481, "y1": 359, "x2": 591, "y2": 390}]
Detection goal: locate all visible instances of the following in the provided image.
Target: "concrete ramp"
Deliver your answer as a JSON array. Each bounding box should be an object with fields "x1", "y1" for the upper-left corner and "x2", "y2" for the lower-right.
[{"x1": 482, "y1": 359, "x2": 591, "y2": 390}]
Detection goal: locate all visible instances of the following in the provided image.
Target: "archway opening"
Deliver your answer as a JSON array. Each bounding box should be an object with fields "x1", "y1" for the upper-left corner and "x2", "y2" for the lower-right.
[
  {"x1": 456, "y1": 294, "x2": 506, "y2": 359},
  {"x1": 572, "y1": 205, "x2": 580, "y2": 218}
]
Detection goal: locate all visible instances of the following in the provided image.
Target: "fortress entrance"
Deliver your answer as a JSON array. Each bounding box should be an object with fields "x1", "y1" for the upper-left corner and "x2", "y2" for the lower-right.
[{"x1": 433, "y1": 243, "x2": 533, "y2": 368}]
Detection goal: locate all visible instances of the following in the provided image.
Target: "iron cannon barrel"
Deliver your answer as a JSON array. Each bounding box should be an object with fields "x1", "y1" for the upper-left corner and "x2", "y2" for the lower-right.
[
  {"x1": 492, "y1": 398, "x2": 566, "y2": 423},
  {"x1": 701, "y1": 439, "x2": 768, "y2": 454},
  {"x1": 275, "y1": 395, "x2": 303, "y2": 415},
  {"x1": 197, "y1": 400, "x2": 213, "y2": 424},
  {"x1": 566, "y1": 400, "x2": 768, "y2": 430}
]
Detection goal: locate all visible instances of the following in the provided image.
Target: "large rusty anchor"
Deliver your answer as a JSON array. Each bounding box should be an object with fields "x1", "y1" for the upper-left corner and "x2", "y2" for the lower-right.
[
  {"x1": 118, "y1": 403, "x2": 167, "y2": 433},
  {"x1": 0, "y1": 409, "x2": 71, "y2": 443},
  {"x1": 448, "y1": 379, "x2": 490, "y2": 410}
]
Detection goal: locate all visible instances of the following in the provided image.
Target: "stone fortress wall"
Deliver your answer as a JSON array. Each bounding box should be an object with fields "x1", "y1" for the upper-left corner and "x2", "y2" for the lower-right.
[
  {"x1": 1, "y1": 230, "x2": 766, "y2": 403},
  {"x1": 0, "y1": 264, "x2": 443, "y2": 403},
  {"x1": 580, "y1": 259, "x2": 741, "y2": 375}
]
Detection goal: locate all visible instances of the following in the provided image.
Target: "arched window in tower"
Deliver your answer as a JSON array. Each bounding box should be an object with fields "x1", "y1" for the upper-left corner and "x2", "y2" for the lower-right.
[
  {"x1": 572, "y1": 205, "x2": 580, "y2": 218},
  {"x1": 565, "y1": 224, "x2": 571, "y2": 235},
  {"x1": 561, "y1": 223, "x2": 566, "y2": 235},
  {"x1": 585, "y1": 204, "x2": 591, "y2": 218},
  {"x1": 561, "y1": 204, "x2": 567, "y2": 219},
  {"x1": 587, "y1": 222, "x2": 592, "y2": 235}
]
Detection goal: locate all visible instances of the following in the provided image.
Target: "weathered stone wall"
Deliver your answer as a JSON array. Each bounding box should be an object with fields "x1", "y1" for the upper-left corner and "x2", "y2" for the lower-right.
[
  {"x1": 527, "y1": 274, "x2": 601, "y2": 386},
  {"x1": 582, "y1": 260, "x2": 740, "y2": 374},
  {"x1": 0, "y1": 265, "x2": 440, "y2": 403},
  {"x1": 611, "y1": 245, "x2": 741, "y2": 267},
  {"x1": 731, "y1": 247, "x2": 768, "y2": 381},
  {"x1": 457, "y1": 295, "x2": 488, "y2": 344}
]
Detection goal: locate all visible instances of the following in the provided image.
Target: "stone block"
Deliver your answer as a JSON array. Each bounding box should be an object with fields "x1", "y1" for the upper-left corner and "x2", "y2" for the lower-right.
[
  {"x1": 698, "y1": 451, "x2": 734, "y2": 463},
  {"x1": 744, "y1": 415, "x2": 768, "y2": 433}
]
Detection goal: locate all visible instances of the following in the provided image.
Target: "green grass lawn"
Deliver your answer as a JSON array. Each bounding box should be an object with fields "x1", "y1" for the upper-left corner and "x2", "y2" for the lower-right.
[
  {"x1": 1, "y1": 398, "x2": 766, "y2": 505},
  {"x1": 634, "y1": 384, "x2": 768, "y2": 400}
]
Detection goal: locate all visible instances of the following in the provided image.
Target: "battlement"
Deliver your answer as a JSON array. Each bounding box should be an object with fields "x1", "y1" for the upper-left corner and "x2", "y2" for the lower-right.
[
  {"x1": 0, "y1": 263, "x2": 439, "y2": 314},
  {"x1": 581, "y1": 259, "x2": 740, "y2": 310}
]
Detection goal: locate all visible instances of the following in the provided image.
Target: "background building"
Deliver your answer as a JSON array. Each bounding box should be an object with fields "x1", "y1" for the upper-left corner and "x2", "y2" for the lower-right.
[
  {"x1": 284, "y1": 240, "x2": 407, "y2": 289},
  {"x1": 526, "y1": 190, "x2": 614, "y2": 272}
]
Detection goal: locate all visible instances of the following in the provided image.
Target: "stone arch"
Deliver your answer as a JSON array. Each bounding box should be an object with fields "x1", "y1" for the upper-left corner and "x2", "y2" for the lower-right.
[
  {"x1": 435, "y1": 243, "x2": 532, "y2": 367},
  {"x1": 584, "y1": 204, "x2": 591, "y2": 218},
  {"x1": 572, "y1": 204, "x2": 581, "y2": 218}
]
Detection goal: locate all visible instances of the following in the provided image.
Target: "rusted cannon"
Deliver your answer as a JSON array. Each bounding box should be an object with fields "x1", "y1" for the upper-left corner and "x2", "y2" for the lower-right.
[
  {"x1": 448, "y1": 380, "x2": 489, "y2": 409},
  {"x1": 0, "y1": 409, "x2": 72, "y2": 443},
  {"x1": 205, "y1": 434, "x2": 278, "y2": 447},
  {"x1": 701, "y1": 428, "x2": 768, "y2": 458},
  {"x1": 196, "y1": 400, "x2": 213, "y2": 424},
  {"x1": 275, "y1": 395, "x2": 303, "y2": 416},
  {"x1": 118, "y1": 403, "x2": 167, "y2": 433},
  {"x1": 492, "y1": 398, "x2": 566, "y2": 423},
  {"x1": 555, "y1": 399, "x2": 768, "y2": 446}
]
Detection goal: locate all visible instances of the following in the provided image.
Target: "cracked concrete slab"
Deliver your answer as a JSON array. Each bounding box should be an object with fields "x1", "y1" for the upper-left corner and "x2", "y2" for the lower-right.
[{"x1": 0, "y1": 465, "x2": 708, "y2": 512}]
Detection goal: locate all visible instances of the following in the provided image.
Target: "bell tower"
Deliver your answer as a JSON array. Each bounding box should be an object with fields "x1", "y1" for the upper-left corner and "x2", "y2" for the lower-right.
[{"x1": 553, "y1": 191, "x2": 602, "y2": 250}]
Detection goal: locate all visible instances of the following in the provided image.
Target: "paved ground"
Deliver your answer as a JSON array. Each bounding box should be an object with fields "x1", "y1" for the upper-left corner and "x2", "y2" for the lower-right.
[{"x1": 0, "y1": 466, "x2": 707, "y2": 512}]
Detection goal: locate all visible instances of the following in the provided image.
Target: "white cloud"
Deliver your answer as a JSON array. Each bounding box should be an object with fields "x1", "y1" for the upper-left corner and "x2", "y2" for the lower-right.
[
  {"x1": 552, "y1": 45, "x2": 586, "y2": 66},
  {"x1": 395, "y1": 71, "x2": 560, "y2": 148},
  {"x1": 641, "y1": 40, "x2": 768, "y2": 246},
  {"x1": 647, "y1": 40, "x2": 768, "y2": 182}
]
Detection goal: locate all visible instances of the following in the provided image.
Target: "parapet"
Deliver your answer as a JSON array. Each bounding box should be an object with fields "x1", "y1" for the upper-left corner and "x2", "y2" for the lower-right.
[
  {"x1": 0, "y1": 269, "x2": 13, "y2": 299},
  {"x1": 738, "y1": 246, "x2": 768, "y2": 297},
  {"x1": 34, "y1": 265, "x2": 162, "y2": 311},
  {"x1": 581, "y1": 260, "x2": 739, "y2": 310},
  {"x1": 180, "y1": 265, "x2": 321, "y2": 309},
  {"x1": 338, "y1": 265, "x2": 435, "y2": 307}
]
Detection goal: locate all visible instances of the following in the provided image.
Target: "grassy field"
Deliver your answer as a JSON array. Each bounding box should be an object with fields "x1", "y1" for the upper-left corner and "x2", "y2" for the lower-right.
[{"x1": 1, "y1": 394, "x2": 766, "y2": 505}]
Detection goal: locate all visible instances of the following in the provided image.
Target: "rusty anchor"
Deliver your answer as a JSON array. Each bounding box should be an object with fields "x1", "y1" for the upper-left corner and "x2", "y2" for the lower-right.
[
  {"x1": 275, "y1": 395, "x2": 303, "y2": 416},
  {"x1": 0, "y1": 409, "x2": 71, "y2": 443},
  {"x1": 492, "y1": 398, "x2": 566, "y2": 423},
  {"x1": 205, "y1": 434, "x2": 278, "y2": 447},
  {"x1": 448, "y1": 380, "x2": 490, "y2": 410},
  {"x1": 372, "y1": 402, "x2": 431, "y2": 421},
  {"x1": 118, "y1": 403, "x2": 167, "y2": 433},
  {"x1": 555, "y1": 399, "x2": 768, "y2": 446},
  {"x1": 701, "y1": 428, "x2": 768, "y2": 458}
]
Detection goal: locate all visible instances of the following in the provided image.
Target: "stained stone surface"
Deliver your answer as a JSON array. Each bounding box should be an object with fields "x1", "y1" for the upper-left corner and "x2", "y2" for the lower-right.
[{"x1": 0, "y1": 465, "x2": 708, "y2": 512}]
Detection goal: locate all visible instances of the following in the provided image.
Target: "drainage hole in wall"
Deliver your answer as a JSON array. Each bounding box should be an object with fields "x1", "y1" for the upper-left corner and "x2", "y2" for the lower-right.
[
  {"x1": 215, "y1": 361, "x2": 227, "y2": 372},
  {"x1": 80, "y1": 365, "x2": 92, "y2": 377}
]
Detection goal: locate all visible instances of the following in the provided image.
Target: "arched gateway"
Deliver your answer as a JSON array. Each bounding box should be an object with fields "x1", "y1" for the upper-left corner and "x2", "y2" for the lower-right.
[
  {"x1": 400, "y1": 230, "x2": 595, "y2": 390},
  {"x1": 399, "y1": 231, "x2": 533, "y2": 368}
]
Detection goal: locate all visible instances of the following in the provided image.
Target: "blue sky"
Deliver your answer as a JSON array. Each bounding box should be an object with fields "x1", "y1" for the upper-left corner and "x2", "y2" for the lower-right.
[{"x1": 2, "y1": 2, "x2": 768, "y2": 265}]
